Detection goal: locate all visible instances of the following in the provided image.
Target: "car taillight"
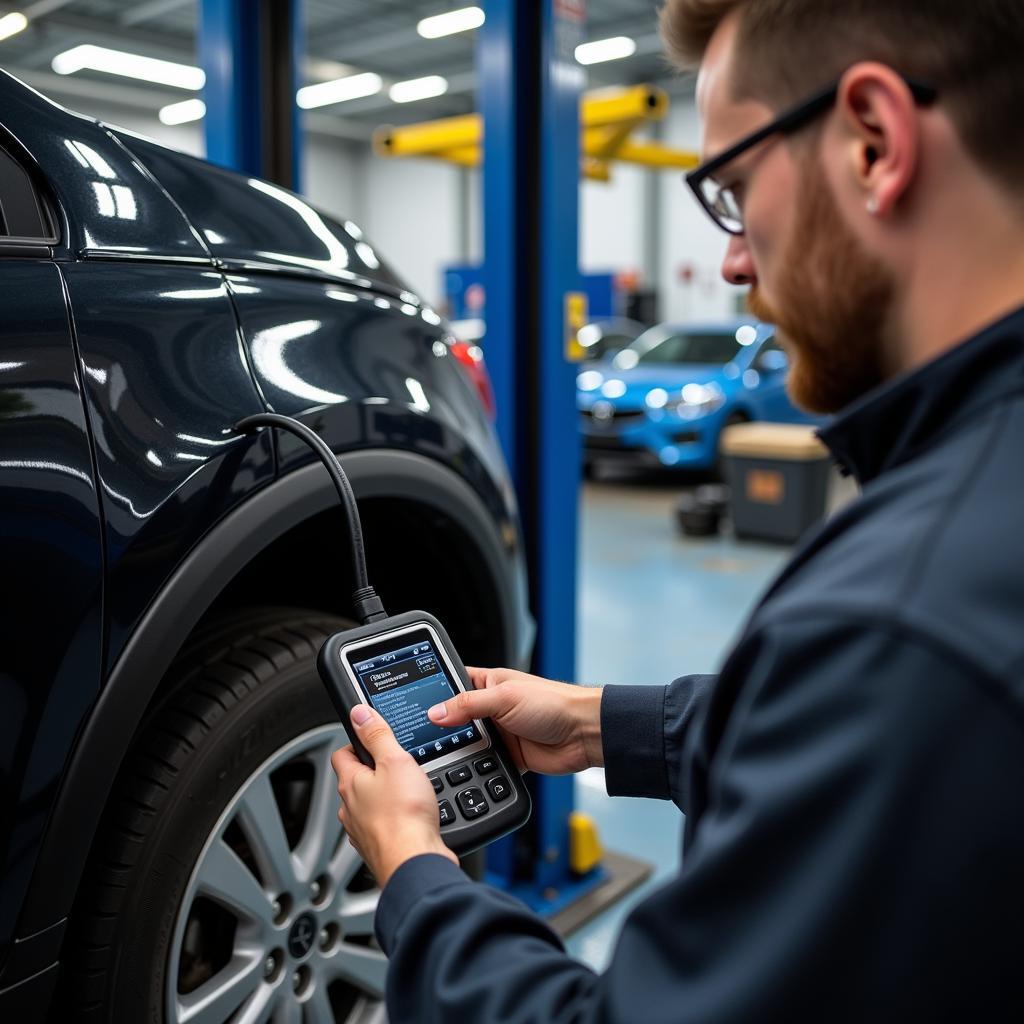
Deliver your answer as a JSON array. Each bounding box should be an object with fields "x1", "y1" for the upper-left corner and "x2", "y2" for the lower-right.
[{"x1": 450, "y1": 340, "x2": 496, "y2": 420}]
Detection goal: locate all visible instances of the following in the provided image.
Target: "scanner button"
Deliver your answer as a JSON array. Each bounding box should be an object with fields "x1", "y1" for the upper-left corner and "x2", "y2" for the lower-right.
[
  {"x1": 429, "y1": 775, "x2": 443, "y2": 794},
  {"x1": 446, "y1": 765, "x2": 472, "y2": 786},
  {"x1": 456, "y1": 787, "x2": 489, "y2": 819},
  {"x1": 486, "y1": 776, "x2": 511, "y2": 803},
  {"x1": 473, "y1": 756, "x2": 498, "y2": 776},
  {"x1": 438, "y1": 800, "x2": 456, "y2": 826}
]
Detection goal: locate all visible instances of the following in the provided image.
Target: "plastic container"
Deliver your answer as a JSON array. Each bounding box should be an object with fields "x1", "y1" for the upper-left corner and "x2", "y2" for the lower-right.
[{"x1": 720, "y1": 423, "x2": 831, "y2": 543}]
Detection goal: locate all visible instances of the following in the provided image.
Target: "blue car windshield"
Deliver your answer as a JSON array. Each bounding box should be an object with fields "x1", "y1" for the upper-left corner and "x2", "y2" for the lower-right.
[{"x1": 636, "y1": 331, "x2": 741, "y2": 365}]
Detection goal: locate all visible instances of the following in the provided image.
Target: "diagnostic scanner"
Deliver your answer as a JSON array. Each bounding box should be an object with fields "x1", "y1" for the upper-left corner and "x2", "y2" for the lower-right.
[
  {"x1": 318, "y1": 612, "x2": 530, "y2": 854},
  {"x1": 235, "y1": 413, "x2": 531, "y2": 857}
]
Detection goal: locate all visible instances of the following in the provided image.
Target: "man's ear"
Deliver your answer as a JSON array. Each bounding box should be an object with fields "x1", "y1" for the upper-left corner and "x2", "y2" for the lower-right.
[{"x1": 836, "y1": 62, "x2": 921, "y2": 218}]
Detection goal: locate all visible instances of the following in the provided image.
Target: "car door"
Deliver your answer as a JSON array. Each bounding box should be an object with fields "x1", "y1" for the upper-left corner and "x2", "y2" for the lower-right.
[{"x1": 0, "y1": 140, "x2": 103, "y2": 978}]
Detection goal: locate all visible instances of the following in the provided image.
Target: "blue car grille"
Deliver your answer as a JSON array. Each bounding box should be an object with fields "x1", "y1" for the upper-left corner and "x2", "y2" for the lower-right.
[{"x1": 579, "y1": 408, "x2": 646, "y2": 429}]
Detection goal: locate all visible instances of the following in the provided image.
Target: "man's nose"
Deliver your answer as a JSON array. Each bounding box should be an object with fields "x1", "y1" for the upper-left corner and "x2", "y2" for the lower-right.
[{"x1": 721, "y1": 234, "x2": 756, "y2": 287}]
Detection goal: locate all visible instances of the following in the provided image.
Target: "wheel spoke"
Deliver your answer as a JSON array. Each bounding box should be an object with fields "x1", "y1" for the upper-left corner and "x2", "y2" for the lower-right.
[
  {"x1": 176, "y1": 952, "x2": 264, "y2": 1024},
  {"x1": 276, "y1": 995, "x2": 303, "y2": 1024},
  {"x1": 324, "y1": 942, "x2": 389, "y2": 998},
  {"x1": 196, "y1": 838, "x2": 274, "y2": 927},
  {"x1": 293, "y1": 747, "x2": 343, "y2": 883},
  {"x1": 230, "y1": 977, "x2": 280, "y2": 1024},
  {"x1": 236, "y1": 772, "x2": 299, "y2": 894},
  {"x1": 302, "y1": 980, "x2": 334, "y2": 1023},
  {"x1": 339, "y1": 892, "x2": 379, "y2": 938},
  {"x1": 328, "y1": 834, "x2": 365, "y2": 893}
]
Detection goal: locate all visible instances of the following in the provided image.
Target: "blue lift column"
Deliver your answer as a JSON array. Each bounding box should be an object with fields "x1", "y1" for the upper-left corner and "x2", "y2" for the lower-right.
[
  {"x1": 480, "y1": 0, "x2": 602, "y2": 913},
  {"x1": 200, "y1": 0, "x2": 303, "y2": 189}
]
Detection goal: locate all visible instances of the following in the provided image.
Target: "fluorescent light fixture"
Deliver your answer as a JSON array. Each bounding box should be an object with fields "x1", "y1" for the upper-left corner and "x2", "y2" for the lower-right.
[
  {"x1": 159, "y1": 98, "x2": 206, "y2": 125},
  {"x1": 389, "y1": 75, "x2": 449, "y2": 104},
  {"x1": 297, "y1": 72, "x2": 383, "y2": 109},
  {"x1": 417, "y1": 6, "x2": 484, "y2": 39},
  {"x1": 52, "y1": 44, "x2": 205, "y2": 89},
  {"x1": 575, "y1": 36, "x2": 637, "y2": 65},
  {"x1": 0, "y1": 12, "x2": 27, "y2": 42}
]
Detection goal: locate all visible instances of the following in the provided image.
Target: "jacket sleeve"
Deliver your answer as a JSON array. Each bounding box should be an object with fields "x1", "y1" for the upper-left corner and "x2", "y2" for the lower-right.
[
  {"x1": 601, "y1": 675, "x2": 715, "y2": 811},
  {"x1": 374, "y1": 616, "x2": 1024, "y2": 1024}
]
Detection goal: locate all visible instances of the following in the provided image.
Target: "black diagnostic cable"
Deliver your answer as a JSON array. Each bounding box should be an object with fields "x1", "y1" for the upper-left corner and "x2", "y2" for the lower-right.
[{"x1": 235, "y1": 413, "x2": 387, "y2": 625}]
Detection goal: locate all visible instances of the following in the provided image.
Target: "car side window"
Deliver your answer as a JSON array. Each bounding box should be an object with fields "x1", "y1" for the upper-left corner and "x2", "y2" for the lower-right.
[{"x1": 0, "y1": 143, "x2": 54, "y2": 241}]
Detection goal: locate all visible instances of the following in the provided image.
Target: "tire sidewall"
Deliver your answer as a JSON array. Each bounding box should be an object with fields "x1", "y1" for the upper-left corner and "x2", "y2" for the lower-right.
[{"x1": 111, "y1": 658, "x2": 339, "y2": 1023}]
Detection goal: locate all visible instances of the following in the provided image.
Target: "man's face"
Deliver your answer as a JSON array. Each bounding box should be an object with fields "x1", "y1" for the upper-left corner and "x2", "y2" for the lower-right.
[{"x1": 697, "y1": 16, "x2": 896, "y2": 413}]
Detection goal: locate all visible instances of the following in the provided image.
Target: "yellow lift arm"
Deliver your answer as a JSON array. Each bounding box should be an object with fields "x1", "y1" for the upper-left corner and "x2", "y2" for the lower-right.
[{"x1": 373, "y1": 85, "x2": 700, "y2": 182}]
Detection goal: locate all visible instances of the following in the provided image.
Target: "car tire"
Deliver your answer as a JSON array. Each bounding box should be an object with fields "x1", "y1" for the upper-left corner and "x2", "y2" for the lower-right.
[{"x1": 62, "y1": 607, "x2": 389, "y2": 1024}]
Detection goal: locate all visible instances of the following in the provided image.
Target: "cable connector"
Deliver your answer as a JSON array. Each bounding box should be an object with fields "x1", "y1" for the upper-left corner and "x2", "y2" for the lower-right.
[{"x1": 352, "y1": 586, "x2": 388, "y2": 625}]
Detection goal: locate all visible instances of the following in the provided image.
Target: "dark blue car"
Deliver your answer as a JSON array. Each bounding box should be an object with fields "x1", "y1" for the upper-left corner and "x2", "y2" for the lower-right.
[
  {"x1": 577, "y1": 319, "x2": 817, "y2": 472},
  {"x1": 0, "y1": 70, "x2": 532, "y2": 1023}
]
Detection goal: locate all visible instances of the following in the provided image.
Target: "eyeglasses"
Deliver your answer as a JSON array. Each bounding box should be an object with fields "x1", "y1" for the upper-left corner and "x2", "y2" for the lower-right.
[{"x1": 685, "y1": 75, "x2": 938, "y2": 235}]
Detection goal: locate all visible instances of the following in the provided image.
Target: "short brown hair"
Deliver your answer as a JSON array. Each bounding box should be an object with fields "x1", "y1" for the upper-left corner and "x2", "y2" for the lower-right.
[{"x1": 659, "y1": 0, "x2": 1024, "y2": 194}]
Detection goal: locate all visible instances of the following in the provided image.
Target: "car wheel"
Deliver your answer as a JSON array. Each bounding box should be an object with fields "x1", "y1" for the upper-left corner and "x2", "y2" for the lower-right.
[{"x1": 64, "y1": 609, "x2": 388, "y2": 1024}]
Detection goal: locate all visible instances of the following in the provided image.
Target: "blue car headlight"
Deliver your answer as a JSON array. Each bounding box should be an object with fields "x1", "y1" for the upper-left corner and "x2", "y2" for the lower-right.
[{"x1": 669, "y1": 381, "x2": 726, "y2": 420}]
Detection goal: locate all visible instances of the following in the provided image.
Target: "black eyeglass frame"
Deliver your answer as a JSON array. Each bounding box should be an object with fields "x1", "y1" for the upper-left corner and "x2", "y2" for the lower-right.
[{"x1": 685, "y1": 75, "x2": 939, "y2": 235}]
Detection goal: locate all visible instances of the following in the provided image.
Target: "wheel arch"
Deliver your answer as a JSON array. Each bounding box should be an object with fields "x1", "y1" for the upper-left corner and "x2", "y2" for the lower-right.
[{"x1": 18, "y1": 449, "x2": 525, "y2": 939}]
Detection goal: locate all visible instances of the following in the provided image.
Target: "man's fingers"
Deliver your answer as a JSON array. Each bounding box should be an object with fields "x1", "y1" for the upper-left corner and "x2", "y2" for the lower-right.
[
  {"x1": 331, "y1": 744, "x2": 362, "y2": 778},
  {"x1": 466, "y1": 666, "x2": 489, "y2": 690},
  {"x1": 428, "y1": 685, "x2": 509, "y2": 726},
  {"x1": 349, "y1": 704, "x2": 405, "y2": 762}
]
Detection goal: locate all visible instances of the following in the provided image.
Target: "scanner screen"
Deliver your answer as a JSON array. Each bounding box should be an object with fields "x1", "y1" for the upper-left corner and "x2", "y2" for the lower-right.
[{"x1": 347, "y1": 629, "x2": 479, "y2": 765}]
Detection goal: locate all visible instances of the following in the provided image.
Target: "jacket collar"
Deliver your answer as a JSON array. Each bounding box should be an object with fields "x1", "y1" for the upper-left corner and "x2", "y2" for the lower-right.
[{"x1": 818, "y1": 305, "x2": 1024, "y2": 485}]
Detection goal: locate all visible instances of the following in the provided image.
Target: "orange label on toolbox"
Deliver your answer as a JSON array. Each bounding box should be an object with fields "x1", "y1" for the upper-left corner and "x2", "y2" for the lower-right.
[{"x1": 747, "y1": 469, "x2": 785, "y2": 505}]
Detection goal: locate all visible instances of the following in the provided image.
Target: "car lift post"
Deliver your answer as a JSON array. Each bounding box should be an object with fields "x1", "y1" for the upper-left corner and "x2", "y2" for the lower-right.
[
  {"x1": 479, "y1": 0, "x2": 606, "y2": 914},
  {"x1": 199, "y1": 0, "x2": 303, "y2": 190}
]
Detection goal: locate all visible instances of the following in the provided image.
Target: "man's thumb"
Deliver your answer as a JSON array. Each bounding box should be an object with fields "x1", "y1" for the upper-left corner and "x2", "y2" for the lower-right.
[
  {"x1": 428, "y1": 687, "x2": 504, "y2": 726},
  {"x1": 350, "y1": 704, "x2": 401, "y2": 759}
]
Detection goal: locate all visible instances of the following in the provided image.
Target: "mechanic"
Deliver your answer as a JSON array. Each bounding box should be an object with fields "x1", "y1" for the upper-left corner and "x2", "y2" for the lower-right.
[{"x1": 331, "y1": 1, "x2": 1024, "y2": 1019}]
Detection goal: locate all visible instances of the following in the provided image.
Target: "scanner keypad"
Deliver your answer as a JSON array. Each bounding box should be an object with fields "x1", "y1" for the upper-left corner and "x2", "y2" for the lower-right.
[{"x1": 434, "y1": 751, "x2": 514, "y2": 825}]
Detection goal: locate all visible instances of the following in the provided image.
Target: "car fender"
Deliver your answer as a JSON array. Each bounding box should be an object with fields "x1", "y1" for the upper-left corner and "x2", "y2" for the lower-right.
[{"x1": 14, "y1": 449, "x2": 523, "y2": 942}]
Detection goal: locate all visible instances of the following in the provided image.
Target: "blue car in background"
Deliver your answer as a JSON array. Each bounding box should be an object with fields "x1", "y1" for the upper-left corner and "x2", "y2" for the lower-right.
[{"x1": 577, "y1": 319, "x2": 818, "y2": 472}]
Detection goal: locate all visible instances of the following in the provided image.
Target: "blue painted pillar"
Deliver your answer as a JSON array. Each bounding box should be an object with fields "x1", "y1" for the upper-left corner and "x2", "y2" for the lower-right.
[
  {"x1": 200, "y1": 0, "x2": 303, "y2": 190},
  {"x1": 532, "y1": 0, "x2": 586, "y2": 897},
  {"x1": 480, "y1": 0, "x2": 594, "y2": 909}
]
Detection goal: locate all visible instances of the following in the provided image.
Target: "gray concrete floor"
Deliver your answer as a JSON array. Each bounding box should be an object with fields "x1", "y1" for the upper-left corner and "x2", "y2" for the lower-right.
[{"x1": 565, "y1": 477, "x2": 792, "y2": 970}]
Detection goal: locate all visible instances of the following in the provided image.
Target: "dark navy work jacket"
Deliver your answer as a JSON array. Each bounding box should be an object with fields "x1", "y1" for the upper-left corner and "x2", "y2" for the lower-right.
[{"x1": 375, "y1": 306, "x2": 1024, "y2": 1022}]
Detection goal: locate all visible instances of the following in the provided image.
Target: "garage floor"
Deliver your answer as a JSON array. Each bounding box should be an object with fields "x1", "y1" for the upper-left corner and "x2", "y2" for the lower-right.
[{"x1": 564, "y1": 477, "x2": 792, "y2": 971}]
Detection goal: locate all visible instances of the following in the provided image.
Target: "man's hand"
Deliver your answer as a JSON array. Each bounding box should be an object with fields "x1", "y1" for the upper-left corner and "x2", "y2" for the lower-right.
[
  {"x1": 331, "y1": 705, "x2": 459, "y2": 887},
  {"x1": 428, "y1": 668, "x2": 604, "y2": 776}
]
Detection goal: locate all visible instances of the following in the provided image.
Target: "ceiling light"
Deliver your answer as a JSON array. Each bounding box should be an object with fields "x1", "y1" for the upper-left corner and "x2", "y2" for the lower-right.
[
  {"x1": 389, "y1": 75, "x2": 449, "y2": 104},
  {"x1": 0, "y1": 12, "x2": 28, "y2": 42},
  {"x1": 52, "y1": 44, "x2": 205, "y2": 89},
  {"x1": 159, "y1": 98, "x2": 206, "y2": 125},
  {"x1": 575, "y1": 36, "x2": 637, "y2": 65},
  {"x1": 417, "y1": 6, "x2": 484, "y2": 39},
  {"x1": 297, "y1": 72, "x2": 383, "y2": 109}
]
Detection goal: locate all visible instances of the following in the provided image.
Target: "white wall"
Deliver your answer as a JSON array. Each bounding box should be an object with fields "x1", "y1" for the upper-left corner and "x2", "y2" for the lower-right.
[
  {"x1": 657, "y1": 101, "x2": 748, "y2": 321},
  {"x1": 580, "y1": 161, "x2": 646, "y2": 277}
]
